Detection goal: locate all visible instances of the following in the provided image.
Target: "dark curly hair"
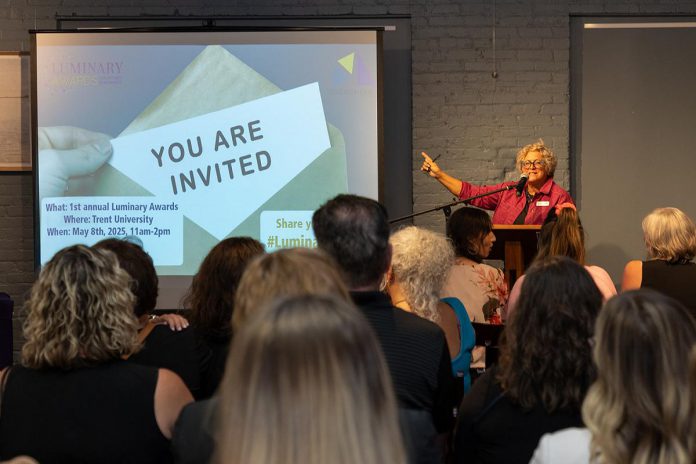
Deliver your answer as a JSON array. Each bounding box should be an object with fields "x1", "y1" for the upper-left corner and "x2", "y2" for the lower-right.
[
  {"x1": 182, "y1": 237, "x2": 264, "y2": 341},
  {"x1": 497, "y1": 255, "x2": 602, "y2": 412}
]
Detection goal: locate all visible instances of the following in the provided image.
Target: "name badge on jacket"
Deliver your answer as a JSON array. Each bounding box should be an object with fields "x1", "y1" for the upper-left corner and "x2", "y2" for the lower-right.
[{"x1": 536, "y1": 201, "x2": 550, "y2": 207}]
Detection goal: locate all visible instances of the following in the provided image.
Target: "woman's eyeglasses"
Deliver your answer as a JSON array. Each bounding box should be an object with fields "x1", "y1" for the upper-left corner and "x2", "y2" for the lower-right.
[{"x1": 521, "y1": 160, "x2": 546, "y2": 169}]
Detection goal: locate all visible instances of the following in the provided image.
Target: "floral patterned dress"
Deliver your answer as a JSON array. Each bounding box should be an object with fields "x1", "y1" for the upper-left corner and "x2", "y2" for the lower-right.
[
  {"x1": 441, "y1": 260, "x2": 509, "y2": 367},
  {"x1": 442, "y1": 262, "x2": 508, "y2": 324}
]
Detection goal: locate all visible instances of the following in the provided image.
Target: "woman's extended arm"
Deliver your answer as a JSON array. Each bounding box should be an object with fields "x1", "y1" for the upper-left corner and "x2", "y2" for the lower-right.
[{"x1": 421, "y1": 152, "x2": 463, "y2": 197}]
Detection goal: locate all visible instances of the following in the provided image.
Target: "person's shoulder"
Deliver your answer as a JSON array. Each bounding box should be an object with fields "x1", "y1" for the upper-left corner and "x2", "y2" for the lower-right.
[
  {"x1": 477, "y1": 262, "x2": 505, "y2": 277},
  {"x1": 176, "y1": 396, "x2": 219, "y2": 431},
  {"x1": 585, "y1": 264, "x2": 613, "y2": 282},
  {"x1": 172, "y1": 397, "x2": 219, "y2": 464},
  {"x1": 391, "y1": 309, "x2": 450, "y2": 357},
  {"x1": 458, "y1": 367, "x2": 503, "y2": 420},
  {"x1": 585, "y1": 265, "x2": 617, "y2": 292},
  {"x1": 151, "y1": 323, "x2": 194, "y2": 337},
  {"x1": 621, "y1": 260, "x2": 643, "y2": 291},
  {"x1": 530, "y1": 427, "x2": 591, "y2": 464},
  {"x1": 586, "y1": 264, "x2": 609, "y2": 273},
  {"x1": 548, "y1": 179, "x2": 572, "y2": 197},
  {"x1": 548, "y1": 178, "x2": 567, "y2": 190},
  {"x1": 108, "y1": 359, "x2": 160, "y2": 379},
  {"x1": 148, "y1": 324, "x2": 198, "y2": 348},
  {"x1": 393, "y1": 307, "x2": 445, "y2": 335}
]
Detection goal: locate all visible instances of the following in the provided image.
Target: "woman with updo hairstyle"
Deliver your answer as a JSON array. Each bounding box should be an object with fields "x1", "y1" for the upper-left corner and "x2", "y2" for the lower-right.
[
  {"x1": 441, "y1": 207, "x2": 508, "y2": 325},
  {"x1": 506, "y1": 204, "x2": 616, "y2": 317},
  {"x1": 386, "y1": 226, "x2": 475, "y2": 389},
  {"x1": 215, "y1": 294, "x2": 406, "y2": 464},
  {"x1": 622, "y1": 207, "x2": 696, "y2": 314},
  {"x1": 182, "y1": 236, "x2": 264, "y2": 398},
  {"x1": 531, "y1": 290, "x2": 696, "y2": 464},
  {"x1": 455, "y1": 256, "x2": 602, "y2": 464},
  {"x1": 0, "y1": 245, "x2": 192, "y2": 463}
]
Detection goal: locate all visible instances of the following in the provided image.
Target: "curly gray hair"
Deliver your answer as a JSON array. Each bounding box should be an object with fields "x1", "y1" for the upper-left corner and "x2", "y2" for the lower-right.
[{"x1": 389, "y1": 226, "x2": 455, "y2": 322}]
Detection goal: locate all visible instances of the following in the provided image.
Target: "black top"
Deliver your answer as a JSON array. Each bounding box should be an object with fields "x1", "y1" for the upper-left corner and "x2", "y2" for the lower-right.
[
  {"x1": 642, "y1": 259, "x2": 696, "y2": 315},
  {"x1": 172, "y1": 397, "x2": 219, "y2": 464},
  {"x1": 454, "y1": 367, "x2": 583, "y2": 464},
  {"x1": 194, "y1": 330, "x2": 230, "y2": 400},
  {"x1": 128, "y1": 324, "x2": 202, "y2": 395},
  {"x1": 351, "y1": 291, "x2": 458, "y2": 433},
  {"x1": 0, "y1": 362, "x2": 171, "y2": 463}
]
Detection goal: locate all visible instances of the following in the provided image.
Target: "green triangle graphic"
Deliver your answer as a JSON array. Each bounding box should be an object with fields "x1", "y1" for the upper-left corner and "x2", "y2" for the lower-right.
[{"x1": 338, "y1": 52, "x2": 355, "y2": 74}]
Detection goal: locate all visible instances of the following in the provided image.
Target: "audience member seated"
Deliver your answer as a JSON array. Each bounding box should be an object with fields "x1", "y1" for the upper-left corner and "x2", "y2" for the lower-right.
[
  {"x1": 171, "y1": 247, "x2": 350, "y2": 464},
  {"x1": 507, "y1": 204, "x2": 616, "y2": 316},
  {"x1": 215, "y1": 294, "x2": 407, "y2": 464},
  {"x1": 232, "y1": 247, "x2": 350, "y2": 330},
  {"x1": 94, "y1": 238, "x2": 202, "y2": 395},
  {"x1": 0, "y1": 245, "x2": 192, "y2": 463},
  {"x1": 442, "y1": 207, "x2": 508, "y2": 323},
  {"x1": 531, "y1": 290, "x2": 696, "y2": 463},
  {"x1": 388, "y1": 226, "x2": 475, "y2": 392},
  {"x1": 181, "y1": 237, "x2": 264, "y2": 399},
  {"x1": 455, "y1": 256, "x2": 602, "y2": 464},
  {"x1": 622, "y1": 207, "x2": 696, "y2": 315},
  {"x1": 313, "y1": 194, "x2": 458, "y2": 464},
  {"x1": 440, "y1": 207, "x2": 508, "y2": 369}
]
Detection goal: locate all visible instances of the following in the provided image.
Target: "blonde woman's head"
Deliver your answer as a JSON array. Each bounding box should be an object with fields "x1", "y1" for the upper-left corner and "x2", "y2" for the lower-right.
[
  {"x1": 232, "y1": 247, "x2": 350, "y2": 331},
  {"x1": 642, "y1": 207, "x2": 696, "y2": 263},
  {"x1": 583, "y1": 290, "x2": 696, "y2": 464},
  {"x1": 21, "y1": 245, "x2": 139, "y2": 369},
  {"x1": 388, "y1": 226, "x2": 455, "y2": 322},
  {"x1": 216, "y1": 294, "x2": 405, "y2": 464},
  {"x1": 515, "y1": 139, "x2": 557, "y2": 177}
]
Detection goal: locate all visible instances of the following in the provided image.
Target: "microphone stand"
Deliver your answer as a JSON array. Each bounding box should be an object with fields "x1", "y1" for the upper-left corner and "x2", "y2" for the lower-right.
[{"x1": 390, "y1": 184, "x2": 516, "y2": 224}]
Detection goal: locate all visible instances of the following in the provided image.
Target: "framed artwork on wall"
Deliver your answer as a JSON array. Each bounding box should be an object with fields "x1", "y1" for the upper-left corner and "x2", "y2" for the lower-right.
[{"x1": 0, "y1": 52, "x2": 31, "y2": 171}]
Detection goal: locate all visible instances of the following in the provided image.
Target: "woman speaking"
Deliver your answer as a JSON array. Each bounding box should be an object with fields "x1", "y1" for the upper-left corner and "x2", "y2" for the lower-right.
[{"x1": 421, "y1": 140, "x2": 573, "y2": 225}]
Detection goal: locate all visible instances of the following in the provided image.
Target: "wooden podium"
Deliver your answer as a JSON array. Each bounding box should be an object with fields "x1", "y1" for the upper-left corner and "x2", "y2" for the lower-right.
[{"x1": 488, "y1": 225, "x2": 541, "y2": 287}]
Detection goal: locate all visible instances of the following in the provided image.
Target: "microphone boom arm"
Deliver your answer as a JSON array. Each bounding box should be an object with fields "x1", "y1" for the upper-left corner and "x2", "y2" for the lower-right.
[{"x1": 390, "y1": 184, "x2": 516, "y2": 224}]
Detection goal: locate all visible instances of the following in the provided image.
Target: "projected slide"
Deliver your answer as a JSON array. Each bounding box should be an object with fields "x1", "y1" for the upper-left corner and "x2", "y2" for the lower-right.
[{"x1": 35, "y1": 31, "x2": 379, "y2": 274}]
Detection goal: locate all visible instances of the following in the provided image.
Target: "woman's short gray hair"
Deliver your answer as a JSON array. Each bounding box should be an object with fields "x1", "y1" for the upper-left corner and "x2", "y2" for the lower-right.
[{"x1": 642, "y1": 207, "x2": 696, "y2": 262}]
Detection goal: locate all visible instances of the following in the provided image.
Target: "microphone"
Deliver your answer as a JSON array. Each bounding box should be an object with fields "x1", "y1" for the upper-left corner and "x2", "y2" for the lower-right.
[{"x1": 515, "y1": 174, "x2": 528, "y2": 197}]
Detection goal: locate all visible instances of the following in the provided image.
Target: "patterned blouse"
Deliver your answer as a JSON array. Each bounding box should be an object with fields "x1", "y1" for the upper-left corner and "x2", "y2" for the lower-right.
[{"x1": 441, "y1": 262, "x2": 509, "y2": 324}]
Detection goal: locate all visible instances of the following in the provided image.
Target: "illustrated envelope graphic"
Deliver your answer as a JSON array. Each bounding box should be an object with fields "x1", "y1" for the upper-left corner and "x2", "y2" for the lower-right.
[
  {"x1": 108, "y1": 83, "x2": 330, "y2": 240},
  {"x1": 67, "y1": 45, "x2": 348, "y2": 274}
]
